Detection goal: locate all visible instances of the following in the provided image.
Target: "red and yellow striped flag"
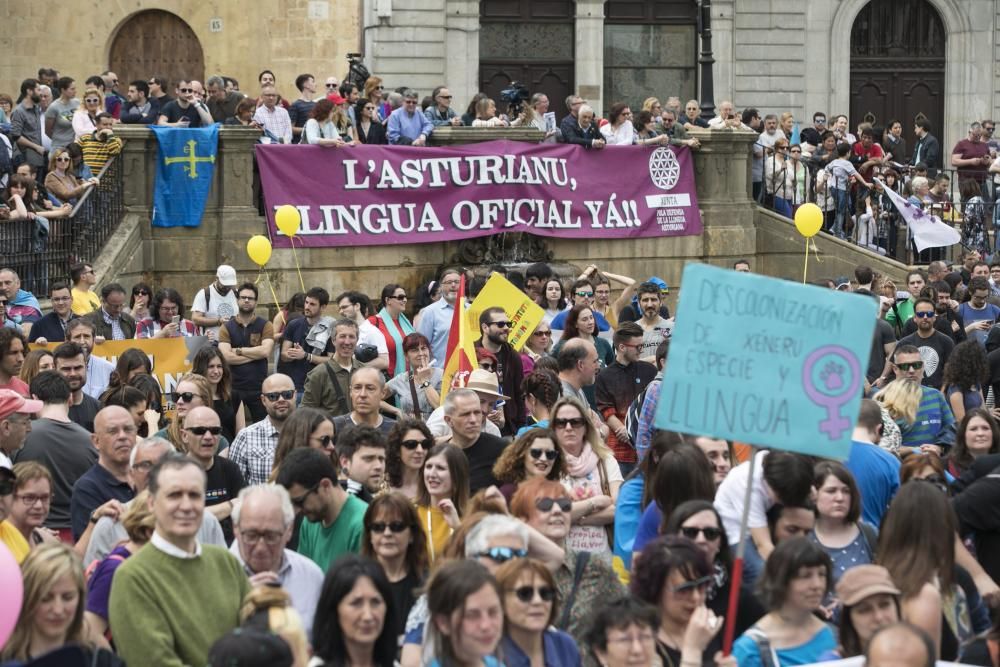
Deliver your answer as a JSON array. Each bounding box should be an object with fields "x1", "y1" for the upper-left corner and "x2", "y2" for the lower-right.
[{"x1": 440, "y1": 276, "x2": 477, "y2": 400}]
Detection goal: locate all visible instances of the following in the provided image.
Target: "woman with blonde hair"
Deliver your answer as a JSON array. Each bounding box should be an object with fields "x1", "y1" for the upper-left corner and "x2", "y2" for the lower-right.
[
  {"x1": 1, "y1": 542, "x2": 118, "y2": 663},
  {"x1": 364, "y1": 75, "x2": 390, "y2": 122},
  {"x1": 155, "y1": 372, "x2": 219, "y2": 451},
  {"x1": 875, "y1": 378, "x2": 923, "y2": 433},
  {"x1": 19, "y1": 348, "x2": 53, "y2": 385},
  {"x1": 72, "y1": 88, "x2": 103, "y2": 139},
  {"x1": 44, "y1": 147, "x2": 98, "y2": 205},
  {"x1": 84, "y1": 490, "x2": 155, "y2": 636}
]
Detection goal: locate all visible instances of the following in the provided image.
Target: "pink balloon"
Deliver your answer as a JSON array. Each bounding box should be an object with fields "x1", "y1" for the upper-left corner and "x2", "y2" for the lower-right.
[{"x1": 0, "y1": 542, "x2": 23, "y2": 651}]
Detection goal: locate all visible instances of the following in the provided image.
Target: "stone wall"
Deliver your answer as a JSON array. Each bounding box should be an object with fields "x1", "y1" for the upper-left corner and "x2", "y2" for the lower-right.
[{"x1": 100, "y1": 125, "x2": 904, "y2": 318}]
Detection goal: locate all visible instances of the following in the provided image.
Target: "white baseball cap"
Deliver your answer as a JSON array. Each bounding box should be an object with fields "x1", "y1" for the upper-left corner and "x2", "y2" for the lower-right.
[{"x1": 216, "y1": 265, "x2": 238, "y2": 287}]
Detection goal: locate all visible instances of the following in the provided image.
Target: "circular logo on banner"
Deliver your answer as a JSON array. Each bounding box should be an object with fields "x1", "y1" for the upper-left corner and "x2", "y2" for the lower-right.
[{"x1": 649, "y1": 147, "x2": 681, "y2": 191}]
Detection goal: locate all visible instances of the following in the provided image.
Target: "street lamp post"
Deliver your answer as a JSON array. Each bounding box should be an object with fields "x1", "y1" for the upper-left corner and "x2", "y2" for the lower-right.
[{"x1": 698, "y1": 0, "x2": 716, "y2": 121}]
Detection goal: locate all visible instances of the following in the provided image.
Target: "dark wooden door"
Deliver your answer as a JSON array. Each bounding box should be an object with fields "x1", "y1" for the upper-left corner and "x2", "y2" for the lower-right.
[
  {"x1": 479, "y1": 0, "x2": 575, "y2": 123},
  {"x1": 109, "y1": 10, "x2": 205, "y2": 93},
  {"x1": 849, "y1": 0, "x2": 945, "y2": 161}
]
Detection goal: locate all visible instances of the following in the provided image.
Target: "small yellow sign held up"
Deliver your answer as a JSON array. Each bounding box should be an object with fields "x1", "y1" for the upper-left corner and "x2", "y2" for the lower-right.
[{"x1": 468, "y1": 273, "x2": 546, "y2": 352}]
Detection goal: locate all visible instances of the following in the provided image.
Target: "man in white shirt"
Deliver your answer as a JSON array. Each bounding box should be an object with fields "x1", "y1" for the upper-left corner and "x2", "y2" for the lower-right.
[
  {"x1": 191, "y1": 264, "x2": 239, "y2": 339},
  {"x1": 336, "y1": 290, "x2": 388, "y2": 371}
]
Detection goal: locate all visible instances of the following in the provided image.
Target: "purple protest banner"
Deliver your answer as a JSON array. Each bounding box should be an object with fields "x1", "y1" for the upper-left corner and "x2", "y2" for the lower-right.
[{"x1": 255, "y1": 139, "x2": 702, "y2": 248}]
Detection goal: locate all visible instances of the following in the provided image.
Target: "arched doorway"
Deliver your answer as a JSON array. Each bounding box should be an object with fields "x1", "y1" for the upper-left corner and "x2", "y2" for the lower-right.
[
  {"x1": 849, "y1": 0, "x2": 945, "y2": 160},
  {"x1": 109, "y1": 10, "x2": 205, "y2": 94}
]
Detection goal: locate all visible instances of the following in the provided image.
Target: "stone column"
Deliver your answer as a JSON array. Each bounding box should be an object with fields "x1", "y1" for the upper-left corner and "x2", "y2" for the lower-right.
[
  {"x1": 574, "y1": 0, "x2": 605, "y2": 117},
  {"x1": 445, "y1": 0, "x2": 480, "y2": 111}
]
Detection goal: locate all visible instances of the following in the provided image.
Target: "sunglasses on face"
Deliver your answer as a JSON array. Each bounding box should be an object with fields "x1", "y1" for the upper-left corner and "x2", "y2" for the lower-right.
[
  {"x1": 369, "y1": 521, "x2": 409, "y2": 533},
  {"x1": 185, "y1": 425, "x2": 222, "y2": 436},
  {"x1": 896, "y1": 361, "x2": 924, "y2": 371},
  {"x1": 669, "y1": 574, "x2": 714, "y2": 595},
  {"x1": 478, "y1": 546, "x2": 528, "y2": 563},
  {"x1": 55, "y1": 156, "x2": 70, "y2": 162},
  {"x1": 391, "y1": 294, "x2": 407, "y2": 300},
  {"x1": 535, "y1": 496, "x2": 572, "y2": 512},
  {"x1": 263, "y1": 390, "x2": 296, "y2": 401},
  {"x1": 402, "y1": 438, "x2": 432, "y2": 450},
  {"x1": 680, "y1": 526, "x2": 723, "y2": 541},
  {"x1": 85, "y1": 98, "x2": 100, "y2": 104},
  {"x1": 575, "y1": 291, "x2": 594, "y2": 298},
  {"x1": 172, "y1": 391, "x2": 197, "y2": 403},
  {"x1": 133, "y1": 289, "x2": 150, "y2": 296},
  {"x1": 532, "y1": 330, "x2": 551, "y2": 337},
  {"x1": 490, "y1": 320, "x2": 512, "y2": 329},
  {"x1": 553, "y1": 417, "x2": 586, "y2": 429},
  {"x1": 326, "y1": 83, "x2": 338, "y2": 88},
  {"x1": 315, "y1": 435, "x2": 333, "y2": 447},
  {"x1": 913, "y1": 311, "x2": 935, "y2": 318},
  {"x1": 529, "y1": 448, "x2": 558, "y2": 461},
  {"x1": 179, "y1": 88, "x2": 194, "y2": 94},
  {"x1": 512, "y1": 585, "x2": 556, "y2": 603}
]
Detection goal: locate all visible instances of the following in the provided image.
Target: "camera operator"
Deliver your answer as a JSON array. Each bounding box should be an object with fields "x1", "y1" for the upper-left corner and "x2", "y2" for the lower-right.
[
  {"x1": 424, "y1": 86, "x2": 463, "y2": 127},
  {"x1": 76, "y1": 112, "x2": 122, "y2": 172}
]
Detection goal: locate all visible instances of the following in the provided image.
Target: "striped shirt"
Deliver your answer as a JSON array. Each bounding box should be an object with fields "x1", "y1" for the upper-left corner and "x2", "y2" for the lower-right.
[
  {"x1": 76, "y1": 132, "x2": 123, "y2": 172},
  {"x1": 897, "y1": 386, "x2": 956, "y2": 451}
]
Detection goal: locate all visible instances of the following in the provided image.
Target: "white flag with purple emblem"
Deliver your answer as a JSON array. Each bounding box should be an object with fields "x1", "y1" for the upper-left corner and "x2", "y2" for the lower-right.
[{"x1": 876, "y1": 178, "x2": 962, "y2": 252}]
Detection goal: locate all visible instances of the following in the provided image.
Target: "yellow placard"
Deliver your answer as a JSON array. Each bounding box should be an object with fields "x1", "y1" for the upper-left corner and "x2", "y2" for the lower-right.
[{"x1": 467, "y1": 273, "x2": 546, "y2": 352}]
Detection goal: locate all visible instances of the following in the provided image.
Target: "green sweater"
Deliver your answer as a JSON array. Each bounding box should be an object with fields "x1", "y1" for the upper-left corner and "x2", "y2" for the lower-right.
[{"x1": 109, "y1": 543, "x2": 250, "y2": 667}]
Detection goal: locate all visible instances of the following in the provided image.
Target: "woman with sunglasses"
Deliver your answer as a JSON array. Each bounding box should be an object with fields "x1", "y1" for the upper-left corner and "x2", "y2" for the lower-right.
[
  {"x1": 126, "y1": 282, "x2": 152, "y2": 321},
  {"x1": 44, "y1": 147, "x2": 98, "y2": 206},
  {"x1": 155, "y1": 373, "x2": 228, "y2": 451},
  {"x1": 495, "y1": 557, "x2": 581, "y2": 667},
  {"x1": 665, "y1": 501, "x2": 765, "y2": 639},
  {"x1": 370, "y1": 283, "x2": 414, "y2": 379},
  {"x1": 524, "y1": 324, "x2": 554, "y2": 364},
  {"x1": 363, "y1": 76, "x2": 390, "y2": 123},
  {"x1": 493, "y1": 428, "x2": 562, "y2": 503},
  {"x1": 72, "y1": 87, "x2": 103, "y2": 139},
  {"x1": 511, "y1": 478, "x2": 625, "y2": 646},
  {"x1": 193, "y1": 345, "x2": 245, "y2": 443},
  {"x1": 416, "y1": 443, "x2": 469, "y2": 563},
  {"x1": 632, "y1": 535, "x2": 733, "y2": 667},
  {"x1": 384, "y1": 333, "x2": 442, "y2": 419},
  {"x1": 732, "y1": 537, "x2": 837, "y2": 666},
  {"x1": 385, "y1": 418, "x2": 433, "y2": 500},
  {"x1": 356, "y1": 98, "x2": 388, "y2": 145},
  {"x1": 271, "y1": 407, "x2": 336, "y2": 479},
  {"x1": 361, "y1": 492, "x2": 428, "y2": 642},
  {"x1": 550, "y1": 396, "x2": 620, "y2": 558}
]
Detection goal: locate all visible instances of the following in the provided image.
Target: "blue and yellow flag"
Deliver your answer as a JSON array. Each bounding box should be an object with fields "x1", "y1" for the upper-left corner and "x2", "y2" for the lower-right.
[{"x1": 151, "y1": 125, "x2": 218, "y2": 227}]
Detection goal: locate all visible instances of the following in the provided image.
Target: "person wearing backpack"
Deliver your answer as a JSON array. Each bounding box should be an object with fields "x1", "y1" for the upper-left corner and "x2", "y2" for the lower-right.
[{"x1": 191, "y1": 264, "x2": 239, "y2": 340}]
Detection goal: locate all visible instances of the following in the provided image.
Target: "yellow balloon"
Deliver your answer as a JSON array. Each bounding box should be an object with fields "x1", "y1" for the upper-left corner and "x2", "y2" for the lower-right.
[
  {"x1": 794, "y1": 202, "x2": 823, "y2": 238},
  {"x1": 247, "y1": 235, "x2": 272, "y2": 266},
  {"x1": 275, "y1": 205, "x2": 301, "y2": 238}
]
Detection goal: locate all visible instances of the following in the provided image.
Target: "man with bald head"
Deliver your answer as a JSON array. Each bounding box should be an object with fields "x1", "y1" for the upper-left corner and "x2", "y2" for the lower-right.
[
  {"x1": 182, "y1": 405, "x2": 245, "y2": 542},
  {"x1": 69, "y1": 405, "x2": 136, "y2": 539},
  {"x1": 865, "y1": 622, "x2": 934, "y2": 667},
  {"x1": 230, "y1": 484, "x2": 324, "y2": 635},
  {"x1": 556, "y1": 337, "x2": 609, "y2": 438},
  {"x1": 332, "y1": 367, "x2": 395, "y2": 439},
  {"x1": 227, "y1": 373, "x2": 297, "y2": 485}
]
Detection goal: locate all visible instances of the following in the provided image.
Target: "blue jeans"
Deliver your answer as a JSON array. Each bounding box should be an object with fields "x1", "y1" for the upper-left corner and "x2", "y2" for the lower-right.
[
  {"x1": 832, "y1": 187, "x2": 850, "y2": 238},
  {"x1": 773, "y1": 197, "x2": 793, "y2": 218}
]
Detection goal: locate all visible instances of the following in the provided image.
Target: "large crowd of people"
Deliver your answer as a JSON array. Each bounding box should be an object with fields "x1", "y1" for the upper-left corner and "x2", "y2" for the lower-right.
[{"x1": 3, "y1": 65, "x2": 1000, "y2": 667}]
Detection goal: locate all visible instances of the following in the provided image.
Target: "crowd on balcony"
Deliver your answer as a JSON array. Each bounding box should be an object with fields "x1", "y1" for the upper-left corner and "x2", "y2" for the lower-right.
[{"x1": 4, "y1": 65, "x2": 1000, "y2": 667}]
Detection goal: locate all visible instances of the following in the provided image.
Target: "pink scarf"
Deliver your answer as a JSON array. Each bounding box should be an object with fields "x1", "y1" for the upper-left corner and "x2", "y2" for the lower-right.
[{"x1": 562, "y1": 443, "x2": 599, "y2": 478}]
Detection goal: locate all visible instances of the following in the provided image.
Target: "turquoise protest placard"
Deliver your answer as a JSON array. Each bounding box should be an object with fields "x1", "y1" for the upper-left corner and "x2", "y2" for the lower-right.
[{"x1": 655, "y1": 264, "x2": 877, "y2": 459}]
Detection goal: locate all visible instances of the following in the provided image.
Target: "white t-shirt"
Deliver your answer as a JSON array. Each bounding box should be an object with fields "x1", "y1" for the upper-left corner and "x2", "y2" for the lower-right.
[
  {"x1": 357, "y1": 320, "x2": 388, "y2": 355},
  {"x1": 714, "y1": 450, "x2": 772, "y2": 545},
  {"x1": 191, "y1": 284, "x2": 239, "y2": 337}
]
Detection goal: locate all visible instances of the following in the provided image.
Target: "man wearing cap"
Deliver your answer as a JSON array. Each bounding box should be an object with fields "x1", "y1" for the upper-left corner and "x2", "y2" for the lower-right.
[
  {"x1": 633, "y1": 281, "x2": 674, "y2": 362},
  {"x1": 476, "y1": 307, "x2": 526, "y2": 435},
  {"x1": 387, "y1": 89, "x2": 433, "y2": 146},
  {"x1": 192, "y1": 265, "x2": 239, "y2": 340},
  {"x1": 69, "y1": 406, "x2": 136, "y2": 540},
  {"x1": 442, "y1": 387, "x2": 506, "y2": 493},
  {"x1": 14, "y1": 371, "x2": 96, "y2": 540},
  {"x1": 0, "y1": 389, "x2": 42, "y2": 469}
]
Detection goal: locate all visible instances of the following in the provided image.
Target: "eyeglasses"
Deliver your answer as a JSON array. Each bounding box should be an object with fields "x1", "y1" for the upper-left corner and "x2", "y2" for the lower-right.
[
  {"x1": 575, "y1": 291, "x2": 594, "y2": 298},
  {"x1": 489, "y1": 320, "x2": 511, "y2": 329},
  {"x1": 815, "y1": 118, "x2": 827, "y2": 124},
  {"x1": 552, "y1": 417, "x2": 586, "y2": 429},
  {"x1": 669, "y1": 575, "x2": 714, "y2": 596},
  {"x1": 240, "y1": 530, "x2": 284, "y2": 545},
  {"x1": 477, "y1": 546, "x2": 528, "y2": 563},
  {"x1": 263, "y1": 390, "x2": 296, "y2": 401},
  {"x1": 895, "y1": 361, "x2": 924, "y2": 371},
  {"x1": 404, "y1": 100, "x2": 417, "y2": 105},
  {"x1": 529, "y1": 448, "x2": 559, "y2": 462},
  {"x1": 55, "y1": 156, "x2": 70, "y2": 162},
  {"x1": 179, "y1": 88, "x2": 194, "y2": 94},
  {"x1": 680, "y1": 526, "x2": 723, "y2": 541},
  {"x1": 172, "y1": 391, "x2": 197, "y2": 403},
  {"x1": 913, "y1": 311, "x2": 935, "y2": 318},
  {"x1": 185, "y1": 425, "x2": 222, "y2": 436},
  {"x1": 239, "y1": 295, "x2": 257, "y2": 301},
  {"x1": 535, "y1": 497, "x2": 572, "y2": 512},
  {"x1": 607, "y1": 632, "x2": 656, "y2": 646},
  {"x1": 441, "y1": 279, "x2": 461, "y2": 287},
  {"x1": 532, "y1": 330, "x2": 551, "y2": 337},
  {"x1": 480, "y1": 363, "x2": 496, "y2": 371},
  {"x1": 790, "y1": 149, "x2": 802, "y2": 154},
  {"x1": 15, "y1": 493, "x2": 52, "y2": 506},
  {"x1": 133, "y1": 289, "x2": 150, "y2": 296},
  {"x1": 290, "y1": 482, "x2": 320, "y2": 508},
  {"x1": 376, "y1": 86, "x2": 385, "y2": 90},
  {"x1": 84, "y1": 98, "x2": 100, "y2": 104},
  {"x1": 326, "y1": 83, "x2": 338, "y2": 88},
  {"x1": 391, "y1": 294, "x2": 407, "y2": 301},
  {"x1": 369, "y1": 521, "x2": 409, "y2": 533},
  {"x1": 314, "y1": 435, "x2": 333, "y2": 447},
  {"x1": 131, "y1": 460, "x2": 155, "y2": 473},
  {"x1": 402, "y1": 438, "x2": 432, "y2": 450},
  {"x1": 51, "y1": 296, "x2": 72, "y2": 303},
  {"x1": 438, "y1": 95, "x2": 452, "y2": 99},
  {"x1": 512, "y1": 585, "x2": 556, "y2": 603}
]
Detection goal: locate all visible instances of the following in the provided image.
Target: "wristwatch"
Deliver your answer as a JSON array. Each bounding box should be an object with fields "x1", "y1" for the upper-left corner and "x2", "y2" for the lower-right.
[
  {"x1": 419, "y1": 380, "x2": 431, "y2": 389},
  {"x1": 89, "y1": 510, "x2": 100, "y2": 524}
]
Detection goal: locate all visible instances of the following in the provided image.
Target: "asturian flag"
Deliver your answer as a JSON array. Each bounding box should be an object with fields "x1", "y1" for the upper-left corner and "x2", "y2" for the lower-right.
[
  {"x1": 876, "y1": 178, "x2": 962, "y2": 253},
  {"x1": 150, "y1": 125, "x2": 219, "y2": 228}
]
